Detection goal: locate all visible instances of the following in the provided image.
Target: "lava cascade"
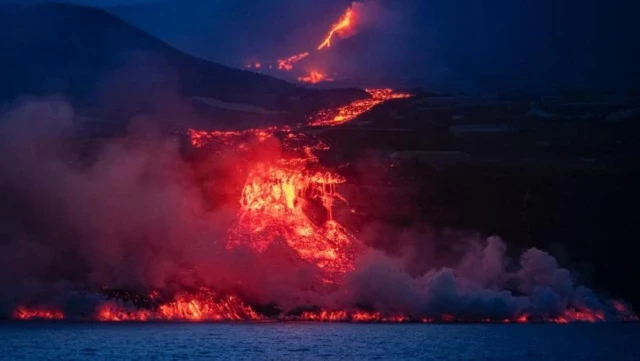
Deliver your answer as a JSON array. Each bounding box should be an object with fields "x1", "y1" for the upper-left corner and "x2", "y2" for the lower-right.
[{"x1": 189, "y1": 124, "x2": 360, "y2": 276}]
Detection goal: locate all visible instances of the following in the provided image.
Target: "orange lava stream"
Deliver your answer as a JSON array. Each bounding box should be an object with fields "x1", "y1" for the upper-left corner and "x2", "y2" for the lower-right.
[
  {"x1": 318, "y1": 8, "x2": 355, "y2": 50},
  {"x1": 297, "y1": 71, "x2": 333, "y2": 84},
  {"x1": 309, "y1": 88, "x2": 412, "y2": 126},
  {"x1": 12, "y1": 306, "x2": 65, "y2": 320},
  {"x1": 278, "y1": 52, "x2": 310, "y2": 71}
]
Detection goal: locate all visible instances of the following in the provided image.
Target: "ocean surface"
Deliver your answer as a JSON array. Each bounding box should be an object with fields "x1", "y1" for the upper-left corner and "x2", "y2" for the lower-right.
[{"x1": 1, "y1": 322, "x2": 639, "y2": 360}]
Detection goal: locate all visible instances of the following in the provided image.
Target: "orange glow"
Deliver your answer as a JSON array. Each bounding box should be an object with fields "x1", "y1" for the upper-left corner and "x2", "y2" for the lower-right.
[
  {"x1": 290, "y1": 310, "x2": 410, "y2": 322},
  {"x1": 548, "y1": 309, "x2": 605, "y2": 324},
  {"x1": 297, "y1": 71, "x2": 334, "y2": 84},
  {"x1": 12, "y1": 306, "x2": 64, "y2": 320},
  {"x1": 282, "y1": 309, "x2": 624, "y2": 323},
  {"x1": 228, "y1": 148, "x2": 356, "y2": 274},
  {"x1": 97, "y1": 289, "x2": 261, "y2": 322},
  {"x1": 277, "y1": 52, "x2": 309, "y2": 71},
  {"x1": 610, "y1": 300, "x2": 639, "y2": 321},
  {"x1": 318, "y1": 8, "x2": 355, "y2": 50},
  {"x1": 308, "y1": 88, "x2": 412, "y2": 126}
]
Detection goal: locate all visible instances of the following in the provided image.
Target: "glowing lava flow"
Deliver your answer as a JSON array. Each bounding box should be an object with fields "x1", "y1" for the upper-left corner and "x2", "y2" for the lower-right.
[
  {"x1": 318, "y1": 7, "x2": 355, "y2": 50},
  {"x1": 12, "y1": 307, "x2": 65, "y2": 320},
  {"x1": 278, "y1": 52, "x2": 310, "y2": 71},
  {"x1": 287, "y1": 307, "x2": 638, "y2": 324},
  {"x1": 188, "y1": 125, "x2": 360, "y2": 276},
  {"x1": 309, "y1": 88, "x2": 412, "y2": 126},
  {"x1": 288, "y1": 311, "x2": 410, "y2": 323},
  {"x1": 184, "y1": 90, "x2": 412, "y2": 277},
  {"x1": 96, "y1": 290, "x2": 261, "y2": 322},
  {"x1": 229, "y1": 160, "x2": 356, "y2": 275}
]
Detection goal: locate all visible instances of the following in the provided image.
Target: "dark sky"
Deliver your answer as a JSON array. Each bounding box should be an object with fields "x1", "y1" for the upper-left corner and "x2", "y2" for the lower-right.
[
  {"x1": 3, "y1": 0, "x2": 159, "y2": 5},
  {"x1": 105, "y1": 0, "x2": 640, "y2": 91},
  {"x1": 5, "y1": 0, "x2": 640, "y2": 91}
]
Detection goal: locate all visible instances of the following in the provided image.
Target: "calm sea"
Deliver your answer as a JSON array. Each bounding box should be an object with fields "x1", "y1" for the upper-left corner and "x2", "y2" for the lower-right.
[{"x1": 1, "y1": 322, "x2": 639, "y2": 360}]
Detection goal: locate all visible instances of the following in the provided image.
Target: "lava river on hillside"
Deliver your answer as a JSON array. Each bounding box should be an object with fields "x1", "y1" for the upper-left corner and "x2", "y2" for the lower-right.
[{"x1": 8, "y1": 90, "x2": 639, "y2": 323}]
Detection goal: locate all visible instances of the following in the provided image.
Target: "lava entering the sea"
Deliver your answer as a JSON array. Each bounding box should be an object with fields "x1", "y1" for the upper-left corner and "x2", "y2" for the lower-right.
[
  {"x1": 7, "y1": 88, "x2": 638, "y2": 324},
  {"x1": 12, "y1": 307, "x2": 65, "y2": 321},
  {"x1": 96, "y1": 289, "x2": 262, "y2": 322}
]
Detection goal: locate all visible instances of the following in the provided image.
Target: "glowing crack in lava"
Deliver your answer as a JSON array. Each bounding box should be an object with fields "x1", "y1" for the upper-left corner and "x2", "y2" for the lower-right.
[
  {"x1": 298, "y1": 71, "x2": 334, "y2": 84},
  {"x1": 309, "y1": 88, "x2": 412, "y2": 127},
  {"x1": 277, "y1": 52, "x2": 310, "y2": 71},
  {"x1": 318, "y1": 7, "x2": 355, "y2": 50}
]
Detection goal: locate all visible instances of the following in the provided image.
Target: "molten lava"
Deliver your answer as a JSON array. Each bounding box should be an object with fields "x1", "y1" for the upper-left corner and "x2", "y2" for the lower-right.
[
  {"x1": 229, "y1": 162, "x2": 356, "y2": 274},
  {"x1": 12, "y1": 306, "x2": 65, "y2": 320},
  {"x1": 298, "y1": 71, "x2": 333, "y2": 84},
  {"x1": 318, "y1": 7, "x2": 355, "y2": 50},
  {"x1": 187, "y1": 120, "x2": 362, "y2": 277},
  {"x1": 308, "y1": 88, "x2": 412, "y2": 126},
  {"x1": 278, "y1": 52, "x2": 309, "y2": 71},
  {"x1": 96, "y1": 291, "x2": 261, "y2": 322},
  {"x1": 290, "y1": 310, "x2": 410, "y2": 323}
]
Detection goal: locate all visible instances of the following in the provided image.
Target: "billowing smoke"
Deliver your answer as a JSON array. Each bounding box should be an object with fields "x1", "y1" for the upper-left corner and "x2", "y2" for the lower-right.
[{"x1": 0, "y1": 97, "x2": 635, "y2": 322}]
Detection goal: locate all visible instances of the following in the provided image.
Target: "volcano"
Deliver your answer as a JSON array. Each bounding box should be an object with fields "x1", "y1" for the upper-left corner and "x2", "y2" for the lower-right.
[{"x1": 1, "y1": 2, "x2": 638, "y2": 326}]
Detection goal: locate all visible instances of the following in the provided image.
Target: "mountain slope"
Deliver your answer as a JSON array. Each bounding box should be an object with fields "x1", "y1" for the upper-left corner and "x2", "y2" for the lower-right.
[{"x1": 0, "y1": 3, "x2": 312, "y2": 111}]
